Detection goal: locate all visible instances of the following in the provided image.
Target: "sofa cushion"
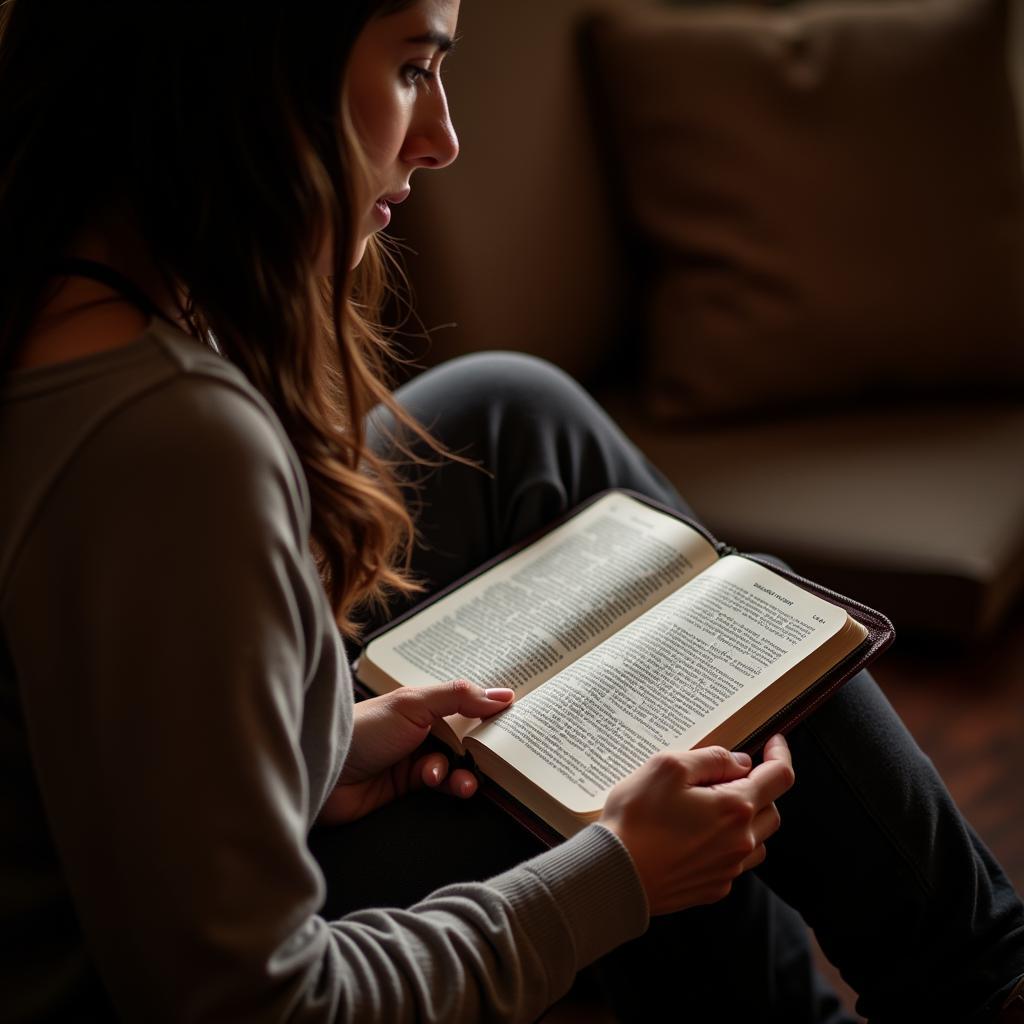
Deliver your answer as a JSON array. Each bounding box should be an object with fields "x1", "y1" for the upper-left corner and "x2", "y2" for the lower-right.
[
  {"x1": 603, "y1": 395, "x2": 1024, "y2": 640},
  {"x1": 587, "y1": 0, "x2": 1024, "y2": 420}
]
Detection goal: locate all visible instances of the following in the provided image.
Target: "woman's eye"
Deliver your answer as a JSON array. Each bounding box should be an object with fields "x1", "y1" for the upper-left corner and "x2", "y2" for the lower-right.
[{"x1": 402, "y1": 64, "x2": 436, "y2": 88}]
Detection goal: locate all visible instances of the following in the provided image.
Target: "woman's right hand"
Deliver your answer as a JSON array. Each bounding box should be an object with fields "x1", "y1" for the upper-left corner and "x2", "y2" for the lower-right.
[{"x1": 599, "y1": 734, "x2": 795, "y2": 916}]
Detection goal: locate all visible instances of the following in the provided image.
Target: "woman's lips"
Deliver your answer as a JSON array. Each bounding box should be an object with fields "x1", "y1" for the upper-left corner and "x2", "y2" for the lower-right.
[
  {"x1": 372, "y1": 187, "x2": 412, "y2": 229},
  {"x1": 372, "y1": 198, "x2": 392, "y2": 228}
]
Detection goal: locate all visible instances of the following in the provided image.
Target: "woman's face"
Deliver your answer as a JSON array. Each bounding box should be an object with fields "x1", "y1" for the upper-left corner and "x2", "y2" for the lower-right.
[{"x1": 344, "y1": 0, "x2": 461, "y2": 267}]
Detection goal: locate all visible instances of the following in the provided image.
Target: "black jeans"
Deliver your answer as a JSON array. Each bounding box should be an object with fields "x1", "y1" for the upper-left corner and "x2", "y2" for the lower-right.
[{"x1": 310, "y1": 352, "x2": 1024, "y2": 1023}]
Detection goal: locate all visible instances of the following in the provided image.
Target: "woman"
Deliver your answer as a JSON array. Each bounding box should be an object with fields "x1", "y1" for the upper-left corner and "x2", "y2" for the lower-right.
[{"x1": 0, "y1": 1, "x2": 1021, "y2": 1021}]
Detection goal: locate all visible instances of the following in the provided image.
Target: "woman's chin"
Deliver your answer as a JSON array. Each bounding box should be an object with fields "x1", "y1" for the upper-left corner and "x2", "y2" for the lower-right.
[
  {"x1": 314, "y1": 233, "x2": 371, "y2": 274},
  {"x1": 350, "y1": 237, "x2": 370, "y2": 270}
]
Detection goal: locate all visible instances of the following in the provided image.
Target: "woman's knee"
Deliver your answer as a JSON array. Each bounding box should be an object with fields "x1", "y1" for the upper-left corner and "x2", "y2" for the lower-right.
[
  {"x1": 392, "y1": 350, "x2": 602, "y2": 450},
  {"x1": 378, "y1": 349, "x2": 690, "y2": 520}
]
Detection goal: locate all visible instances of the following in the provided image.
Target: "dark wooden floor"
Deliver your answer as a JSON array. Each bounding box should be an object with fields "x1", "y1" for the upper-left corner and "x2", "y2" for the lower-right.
[{"x1": 814, "y1": 602, "x2": 1024, "y2": 1019}]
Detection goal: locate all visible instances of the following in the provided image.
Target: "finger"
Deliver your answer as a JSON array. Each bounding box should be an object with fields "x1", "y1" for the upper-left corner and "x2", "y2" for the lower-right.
[
  {"x1": 738, "y1": 842, "x2": 768, "y2": 874},
  {"x1": 738, "y1": 760, "x2": 794, "y2": 808},
  {"x1": 739, "y1": 736, "x2": 795, "y2": 805},
  {"x1": 751, "y1": 801, "x2": 782, "y2": 845},
  {"x1": 477, "y1": 688, "x2": 516, "y2": 718},
  {"x1": 679, "y1": 745, "x2": 754, "y2": 786},
  {"x1": 417, "y1": 752, "x2": 449, "y2": 789},
  {"x1": 763, "y1": 733, "x2": 792, "y2": 769},
  {"x1": 443, "y1": 767, "x2": 479, "y2": 799},
  {"x1": 395, "y1": 680, "x2": 515, "y2": 728}
]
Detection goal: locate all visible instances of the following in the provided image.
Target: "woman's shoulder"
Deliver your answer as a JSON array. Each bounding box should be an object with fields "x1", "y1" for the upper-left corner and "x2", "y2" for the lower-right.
[
  {"x1": 5, "y1": 317, "x2": 268, "y2": 427},
  {"x1": 4, "y1": 318, "x2": 301, "y2": 483},
  {"x1": 137, "y1": 321, "x2": 305, "y2": 485},
  {"x1": 0, "y1": 321, "x2": 310, "y2": 595}
]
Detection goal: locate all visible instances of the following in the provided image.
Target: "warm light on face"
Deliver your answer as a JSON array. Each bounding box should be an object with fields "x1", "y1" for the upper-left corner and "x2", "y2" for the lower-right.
[{"x1": 341, "y1": 0, "x2": 461, "y2": 270}]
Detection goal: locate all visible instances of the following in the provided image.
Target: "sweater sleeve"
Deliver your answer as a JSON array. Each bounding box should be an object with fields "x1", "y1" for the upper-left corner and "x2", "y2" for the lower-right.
[{"x1": 5, "y1": 373, "x2": 648, "y2": 1023}]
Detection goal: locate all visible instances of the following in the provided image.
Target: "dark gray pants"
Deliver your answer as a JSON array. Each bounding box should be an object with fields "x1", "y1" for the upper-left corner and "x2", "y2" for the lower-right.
[{"x1": 310, "y1": 352, "x2": 1024, "y2": 1023}]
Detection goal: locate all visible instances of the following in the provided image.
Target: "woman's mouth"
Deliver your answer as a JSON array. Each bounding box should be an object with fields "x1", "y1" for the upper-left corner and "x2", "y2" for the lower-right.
[
  {"x1": 373, "y1": 198, "x2": 392, "y2": 228},
  {"x1": 371, "y1": 188, "x2": 412, "y2": 230}
]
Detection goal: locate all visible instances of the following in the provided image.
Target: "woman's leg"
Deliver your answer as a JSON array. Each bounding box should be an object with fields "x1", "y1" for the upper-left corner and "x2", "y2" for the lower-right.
[
  {"x1": 316, "y1": 352, "x2": 832, "y2": 1019},
  {"x1": 315, "y1": 353, "x2": 831, "y2": 1018},
  {"x1": 315, "y1": 351, "x2": 690, "y2": 907},
  {"x1": 317, "y1": 352, "x2": 1023, "y2": 1021},
  {"x1": 757, "y1": 667, "x2": 1024, "y2": 1022},
  {"x1": 314, "y1": 351, "x2": 688, "y2": 905},
  {"x1": 316, "y1": 350, "x2": 692, "y2": 910},
  {"x1": 360, "y1": 350, "x2": 694, "y2": 631}
]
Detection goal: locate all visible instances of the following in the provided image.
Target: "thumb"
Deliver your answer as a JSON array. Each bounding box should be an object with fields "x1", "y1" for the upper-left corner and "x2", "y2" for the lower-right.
[
  {"x1": 396, "y1": 680, "x2": 515, "y2": 728},
  {"x1": 681, "y1": 745, "x2": 754, "y2": 786}
]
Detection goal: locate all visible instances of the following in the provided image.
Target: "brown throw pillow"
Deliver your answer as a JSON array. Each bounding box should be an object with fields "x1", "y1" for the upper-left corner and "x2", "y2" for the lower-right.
[{"x1": 586, "y1": 0, "x2": 1024, "y2": 420}]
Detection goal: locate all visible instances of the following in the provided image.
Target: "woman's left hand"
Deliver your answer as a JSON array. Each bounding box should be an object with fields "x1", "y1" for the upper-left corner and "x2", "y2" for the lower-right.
[{"x1": 318, "y1": 681, "x2": 515, "y2": 824}]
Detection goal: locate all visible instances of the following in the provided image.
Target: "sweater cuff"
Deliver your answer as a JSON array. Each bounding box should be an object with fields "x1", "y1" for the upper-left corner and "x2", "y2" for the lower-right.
[{"x1": 486, "y1": 823, "x2": 649, "y2": 970}]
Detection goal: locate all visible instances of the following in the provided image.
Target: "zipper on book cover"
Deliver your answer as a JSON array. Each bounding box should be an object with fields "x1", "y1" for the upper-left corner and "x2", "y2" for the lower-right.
[{"x1": 743, "y1": 554, "x2": 895, "y2": 631}]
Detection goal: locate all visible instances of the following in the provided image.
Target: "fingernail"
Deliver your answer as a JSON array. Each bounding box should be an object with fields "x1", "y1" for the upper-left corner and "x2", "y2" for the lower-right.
[
  {"x1": 733, "y1": 752, "x2": 753, "y2": 768},
  {"x1": 485, "y1": 688, "x2": 514, "y2": 701},
  {"x1": 459, "y1": 778, "x2": 475, "y2": 796},
  {"x1": 430, "y1": 765, "x2": 442, "y2": 784}
]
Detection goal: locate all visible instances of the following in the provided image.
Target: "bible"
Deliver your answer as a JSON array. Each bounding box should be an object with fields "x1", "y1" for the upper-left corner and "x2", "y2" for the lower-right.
[{"x1": 355, "y1": 490, "x2": 893, "y2": 842}]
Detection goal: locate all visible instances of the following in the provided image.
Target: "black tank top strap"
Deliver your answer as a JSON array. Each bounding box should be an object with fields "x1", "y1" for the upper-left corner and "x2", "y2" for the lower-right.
[{"x1": 49, "y1": 257, "x2": 178, "y2": 329}]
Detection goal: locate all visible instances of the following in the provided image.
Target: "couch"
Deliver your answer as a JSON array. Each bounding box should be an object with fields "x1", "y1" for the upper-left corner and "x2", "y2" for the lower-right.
[
  {"x1": 385, "y1": 5, "x2": 1024, "y2": 1015},
  {"x1": 391, "y1": 0, "x2": 1024, "y2": 646}
]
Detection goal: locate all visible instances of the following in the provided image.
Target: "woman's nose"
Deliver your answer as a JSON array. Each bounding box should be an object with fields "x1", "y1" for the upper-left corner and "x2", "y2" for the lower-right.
[{"x1": 402, "y1": 86, "x2": 459, "y2": 170}]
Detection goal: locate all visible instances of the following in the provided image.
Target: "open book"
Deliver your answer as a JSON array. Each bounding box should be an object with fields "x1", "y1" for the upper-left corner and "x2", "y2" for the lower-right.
[{"x1": 356, "y1": 491, "x2": 893, "y2": 841}]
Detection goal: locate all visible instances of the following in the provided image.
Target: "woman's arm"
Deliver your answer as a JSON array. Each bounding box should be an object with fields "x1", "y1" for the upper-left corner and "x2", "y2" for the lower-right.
[{"x1": 6, "y1": 365, "x2": 648, "y2": 1022}]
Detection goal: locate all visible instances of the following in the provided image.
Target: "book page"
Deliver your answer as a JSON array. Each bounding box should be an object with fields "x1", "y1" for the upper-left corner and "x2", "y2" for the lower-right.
[
  {"x1": 469, "y1": 556, "x2": 852, "y2": 814},
  {"x1": 362, "y1": 493, "x2": 718, "y2": 709}
]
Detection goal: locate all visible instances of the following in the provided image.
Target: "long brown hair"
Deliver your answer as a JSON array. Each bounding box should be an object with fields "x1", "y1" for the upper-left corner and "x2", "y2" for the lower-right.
[{"x1": 0, "y1": 0, "x2": 431, "y2": 636}]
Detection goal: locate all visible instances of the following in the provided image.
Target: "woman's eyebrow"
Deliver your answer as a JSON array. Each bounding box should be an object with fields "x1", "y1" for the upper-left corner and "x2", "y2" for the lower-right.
[{"x1": 404, "y1": 31, "x2": 456, "y2": 53}]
